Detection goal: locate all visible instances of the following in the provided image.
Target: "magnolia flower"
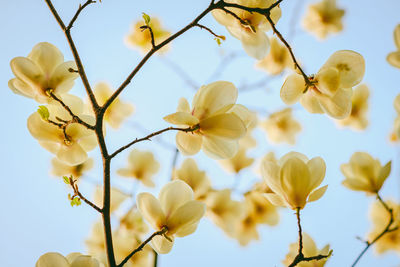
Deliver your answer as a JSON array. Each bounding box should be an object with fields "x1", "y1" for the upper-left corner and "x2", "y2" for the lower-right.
[
  {"x1": 219, "y1": 147, "x2": 254, "y2": 174},
  {"x1": 256, "y1": 37, "x2": 292, "y2": 75},
  {"x1": 117, "y1": 149, "x2": 160, "y2": 187},
  {"x1": 125, "y1": 17, "x2": 170, "y2": 53},
  {"x1": 9, "y1": 42, "x2": 78, "y2": 103},
  {"x1": 50, "y1": 157, "x2": 94, "y2": 178},
  {"x1": 173, "y1": 158, "x2": 211, "y2": 200},
  {"x1": 302, "y1": 0, "x2": 345, "y2": 40},
  {"x1": 27, "y1": 94, "x2": 97, "y2": 165},
  {"x1": 282, "y1": 233, "x2": 331, "y2": 266},
  {"x1": 244, "y1": 191, "x2": 279, "y2": 225},
  {"x1": 261, "y1": 108, "x2": 301, "y2": 145},
  {"x1": 137, "y1": 180, "x2": 205, "y2": 254},
  {"x1": 341, "y1": 152, "x2": 391, "y2": 194},
  {"x1": 36, "y1": 252, "x2": 104, "y2": 267},
  {"x1": 93, "y1": 82, "x2": 134, "y2": 129},
  {"x1": 368, "y1": 200, "x2": 400, "y2": 254},
  {"x1": 164, "y1": 81, "x2": 248, "y2": 159},
  {"x1": 387, "y1": 24, "x2": 400, "y2": 68},
  {"x1": 212, "y1": 0, "x2": 281, "y2": 59},
  {"x1": 261, "y1": 151, "x2": 328, "y2": 210},
  {"x1": 281, "y1": 50, "x2": 365, "y2": 119},
  {"x1": 94, "y1": 186, "x2": 130, "y2": 213},
  {"x1": 337, "y1": 84, "x2": 369, "y2": 130},
  {"x1": 205, "y1": 189, "x2": 244, "y2": 236},
  {"x1": 119, "y1": 209, "x2": 149, "y2": 237},
  {"x1": 391, "y1": 94, "x2": 400, "y2": 142},
  {"x1": 231, "y1": 199, "x2": 260, "y2": 246}
]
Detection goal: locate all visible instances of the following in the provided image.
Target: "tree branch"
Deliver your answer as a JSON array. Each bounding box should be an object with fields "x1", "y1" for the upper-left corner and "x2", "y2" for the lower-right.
[
  {"x1": 110, "y1": 125, "x2": 199, "y2": 158},
  {"x1": 117, "y1": 227, "x2": 167, "y2": 267},
  {"x1": 351, "y1": 193, "x2": 398, "y2": 267},
  {"x1": 195, "y1": 23, "x2": 225, "y2": 39},
  {"x1": 49, "y1": 92, "x2": 95, "y2": 130},
  {"x1": 67, "y1": 0, "x2": 96, "y2": 31},
  {"x1": 288, "y1": 208, "x2": 331, "y2": 267},
  {"x1": 69, "y1": 177, "x2": 102, "y2": 213}
]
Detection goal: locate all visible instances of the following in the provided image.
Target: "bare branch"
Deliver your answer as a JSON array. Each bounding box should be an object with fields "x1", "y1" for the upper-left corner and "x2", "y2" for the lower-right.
[
  {"x1": 117, "y1": 227, "x2": 168, "y2": 267},
  {"x1": 69, "y1": 177, "x2": 102, "y2": 213},
  {"x1": 67, "y1": 0, "x2": 96, "y2": 31},
  {"x1": 195, "y1": 23, "x2": 225, "y2": 39},
  {"x1": 110, "y1": 125, "x2": 199, "y2": 158}
]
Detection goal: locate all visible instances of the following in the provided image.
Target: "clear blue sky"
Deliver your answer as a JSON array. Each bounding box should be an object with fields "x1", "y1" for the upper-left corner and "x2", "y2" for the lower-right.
[{"x1": 0, "y1": 0, "x2": 399, "y2": 266}]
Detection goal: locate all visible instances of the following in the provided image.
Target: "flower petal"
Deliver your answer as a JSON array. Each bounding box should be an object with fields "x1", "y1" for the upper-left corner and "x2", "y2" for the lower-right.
[
  {"x1": 263, "y1": 193, "x2": 287, "y2": 207},
  {"x1": 159, "y1": 180, "x2": 194, "y2": 218},
  {"x1": 394, "y1": 24, "x2": 400, "y2": 50},
  {"x1": 318, "y1": 87, "x2": 352, "y2": 119},
  {"x1": 151, "y1": 235, "x2": 174, "y2": 254},
  {"x1": 308, "y1": 185, "x2": 328, "y2": 202},
  {"x1": 192, "y1": 81, "x2": 237, "y2": 119},
  {"x1": 200, "y1": 113, "x2": 246, "y2": 139},
  {"x1": 241, "y1": 31, "x2": 270, "y2": 60},
  {"x1": 28, "y1": 42, "x2": 64, "y2": 75},
  {"x1": 202, "y1": 135, "x2": 238, "y2": 159},
  {"x1": 49, "y1": 61, "x2": 79, "y2": 93},
  {"x1": 137, "y1": 192, "x2": 165, "y2": 230},
  {"x1": 163, "y1": 112, "x2": 199, "y2": 126},
  {"x1": 307, "y1": 157, "x2": 326, "y2": 192},
  {"x1": 177, "y1": 97, "x2": 191, "y2": 112},
  {"x1": 377, "y1": 161, "x2": 391, "y2": 190},
  {"x1": 300, "y1": 90, "x2": 324, "y2": 114},
  {"x1": 280, "y1": 73, "x2": 305, "y2": 105},
  {"x1": 10, "y1": 57, "x2": 43, "y2": 90},
  {"x1": 316, "y1": 67, "x2": 340, "y2": 97},
  {"x1": 56, "y1": 142, "x2": 88, "y2": 165},
  {"x1": 175, "y1": 131, "x2": 202, "y2": 156},
  {"x1": 35, "y1": 252, "x2": 70, "y2": 267},
  {"x1": 387, "y1": 52, "x2": 400, "y2": 68},
  {"x1": 167, "y1": 200, "x2": 205, "y2": 235}
]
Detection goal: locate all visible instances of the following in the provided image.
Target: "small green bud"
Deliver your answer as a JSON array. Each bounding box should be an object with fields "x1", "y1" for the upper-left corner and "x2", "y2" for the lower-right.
[
  {"x1": 142, "y1": 12, "x2": 151, "y2": 25},
  {"x1": 37, "y1": 106, "x2": 50, "y2": 121}
]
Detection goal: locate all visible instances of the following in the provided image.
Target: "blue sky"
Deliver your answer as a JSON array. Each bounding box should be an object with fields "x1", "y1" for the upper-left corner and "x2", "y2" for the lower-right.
[{"x1": 1, "y1": 0, "x2": 399, "y2": 266}]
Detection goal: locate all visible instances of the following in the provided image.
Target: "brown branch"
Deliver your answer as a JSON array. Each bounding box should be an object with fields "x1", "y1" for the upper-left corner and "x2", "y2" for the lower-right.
[
  {"x1": 117, "y1": 227, "x2": 168, "y2": 267},
  {"x1": 49, "y1": 92, "x2": 95, "y2": 130},
  {"x1": 102, "y1": 0, "x2": 219, "y2": 113},
  {"x1": 351, "y1": 193, "x2": 398, "y2": 267},
  {"x1": 110, "y1": 125, "x2": 198, "y2": 158},
  {"x1": 44, "y1": 0, "x2": 99, "y2": 112},
  {"x1": 195, "y1": 23, "x2": 225, "y2": 39},
  {"x1": 288, "y1": 208, "x2": 331, "y2": 267},
  {"x1": 69, "y1": 177, "x2": 102, "y2": 213},
  {"x1": 140, "y1": 25, "x2": 156, "y2": 48},
  {"x1": 152, "y1": 249, "x2": 159, "y2": 267},
  {"x1": 67, "y1": 0, "x2": 96, "y2": 31}
]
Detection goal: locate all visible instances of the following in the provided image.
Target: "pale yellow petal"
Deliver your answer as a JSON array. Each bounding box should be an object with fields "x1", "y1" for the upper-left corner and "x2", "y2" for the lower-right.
[
  {"x1": 35, "y1": 252, "x2": 69, "y2": 267},
  {"x1": 394, "y1": 24, "x2": 400, "y2": 49},
  {"x1": 241, "y1": 31, "x2": 270, "y2": 60},
  {"x1": 57, "y1": 142, "x2": 88, "y2": 165},
  {"x1": 137, "y1": 192, "x2": 166, "y2": 230},
  {"x1": 27, "y1": 112, "x2": 62, "y2": 142},
  {"x1": 300, "y1": 90, "x2": 324, "y2": 114},
  {"x1": 10, "y1": 57, "x2": 43, "y2": 89},
  {"x1": 261, "y1": 159, "x2": 283, "y2": 196},
  {"x1": 177, "y1": 97, "x2": 191, "y2": 112},
  {"x1": 377, "y1": 161, "x2": 391, "y2": 190},
  {"x1": 159, "y1": 180, "x2": 194, "y2": 218},
  {"x1": 167, "y1": 200, "x2": 205, "y2": 235},
  {"x1": 174, "y1": 222, "x2": 199, "y2": 237},
  {"x1": 70, "y1": 255, "x2": 102, "y2": 267},
  {"x1": 308, "y1": 185, "x2": 328, "y2": 202},
  {"x1": 28, "y1": 42, "x2": 63, "y2": 74},
  {"x1": 151, "y1": 235, "x2": 174, "y2": 254},
  {"x1": 280, "y1": 73, "x2": 305, "y2": 105},
  {"x1": 163, "y1": 112, "x2": 199, "y2": 126},
  {"x1": 307, "y1": 157, "x2": 326, "y2": 191},
  {"x1": 263, "y1": 193, "x2": 287, "y2": 207},
  {"x1": 175, "y1": 131, "x2": 202, "y2": 156},
  {"x1": 318, "y1": 87, "x2": 352, "y2": 119},
  {"x1": 49, "y1": 61, "x2": 79, "y2": 93},
  {"x1": 8, "y1": 78, "x2": 35, "y2": 98},
  {"x1": 316, "y1": 67, "x2": 340, "y2": 97},
  {"x1": 387, "y1": 52, "x2": 400, "y2": 68},
  {"x1": 202, "y1": 135, "x2": 238, "y2": 159},
  {"x1": 200, "y1": 113, "x2": 246, "y2": 139}
]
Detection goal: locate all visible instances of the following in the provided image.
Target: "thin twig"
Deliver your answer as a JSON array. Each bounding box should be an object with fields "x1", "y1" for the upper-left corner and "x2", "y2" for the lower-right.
[
  {"x1": 110, "y1": 125, "x2": 198, "y2": 158},
  {"x1": 288, "y1": 208, "x2": 331, "y2": 267},
  {"x1": 69, "y1": 177, "x2": 102, "y2": 213},
  {"x1": 140, "y1": 25, "x2": 156, "y2": 48},
  {"x1": 195, "y1": 23, "x2": 225, "y2": 39},
  {"x1": 117, "y1": 227, "x2": 168, "y2": 267},
  {"x1": 49, "y1": 92, "x2": 95, "y2": 129},
  {"x1": 351, "y1": 193, "x2": 398, "y2": 267},
  {"x1": 67, "y1": 0, "x2": 96, "y2": 31},
  {"x1": 153, "y1": 249, "x2": 158, "y2": 267}
]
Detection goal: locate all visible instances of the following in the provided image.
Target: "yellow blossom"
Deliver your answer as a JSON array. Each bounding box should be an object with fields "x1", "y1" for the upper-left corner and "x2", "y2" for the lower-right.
[
  {"x1": 27, "y1": 94, "x2": 97, "y2": 165},
  {"x1": 261, "y1": 108, "x2": 301, "y2": 145},
  {"x1": 281, "y1": 50, "x2": 365, "y2": 119},
  {"x1": 205, "y1": 189, "x2": 244, "y2": 236},
  {"x1": 302, "y1": 0, "x2": 345, "y2": 40},
  {"x1": 387, "y1": 24, "x2": 400, "y2": 68},
  {"x1": 117, "y1": 149, "x2": 160, "y2": 187},
  {"x1": 50, "y1": 157, "x2": 94, "y2": 179},
  {"x1": 244, "y1": 191, "x2": 279, "y2": 225},
  {"x1": 137, "y1": 180, "x2": 205, "y2": 254},
  {"x1": 94, "y1": 186, "x2": 130, "y2": 213},
  {"x1": 212, "y1": 0, "x2": 281, "y2": 59},
  {"x1": 231, "y1": 198, "x2": 259, "y2": 246},
  {"x1": 337, "y1": 84, "x2": 369, "y2": 130},
  {"x1": 262, "y1": 151, "x2": 328, "y2": 210},
  {"x1": 256, "y1": 37, "x2": 293, "y2": 75},
  {"x1": 93, "y1": 82, "x2": 134, "y2": 129},
  {"x1": 36, "y1": 252, "x2": 104, "y2": 267},
  {"x1": 368, "y1": 200, "x2": 400, "y2": 254},
  {"x1": 391, "y1": 94, "x2": 400, "y2": 141},
  {"x1": 9, "y1": 42, "x2": 78, "y2": 103},
  {"x1": 173, "y1": 158, "x2": 211, "y2": 200},
  {"x1": 164, "y1": 81, "x2": 249, "y2": 159},
  {"x1": 119, "y1": 208, "x2": 149, "y2": 237},
  {"x1": 219, "y1": 147, "x2": 254, "y2": 174},
  {"x1": 341, "y1": 152, "x2": 391, "y2": 194},
  {"x1": 282, "y1": 233, "x2": 331, "y2": 266},
  {"x1": 125, "y1": 17, "x2": 170, "y2": 53}
]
